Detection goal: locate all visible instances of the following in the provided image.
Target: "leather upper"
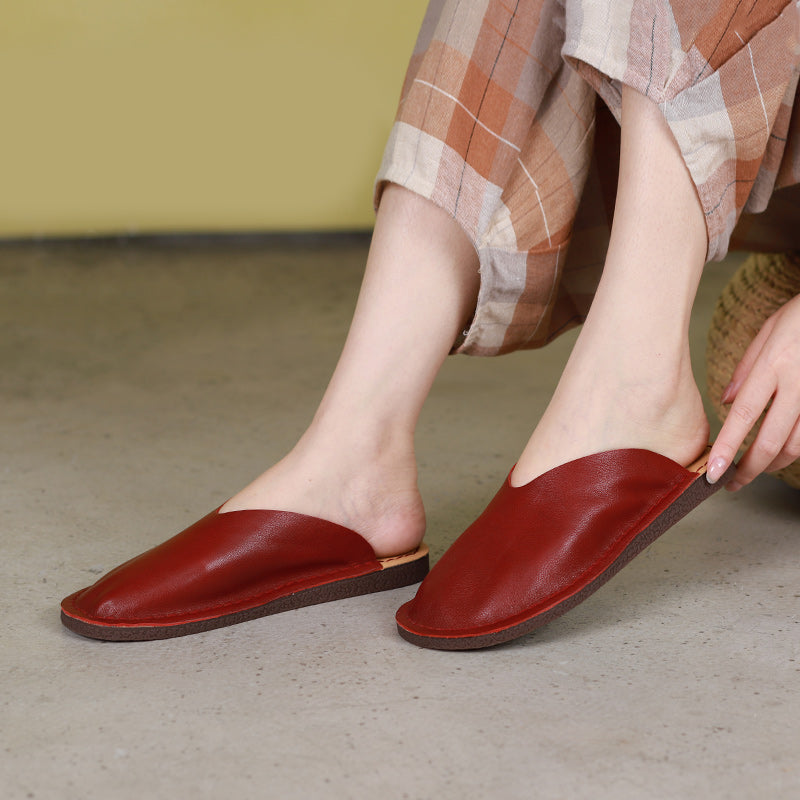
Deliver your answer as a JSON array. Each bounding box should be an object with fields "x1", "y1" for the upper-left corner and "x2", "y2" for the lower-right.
[
  {"x1": 62, "y1": 508, "x2": 381, "y2": 626},
  {"x1": 396, "y1": 449, "x2": 698, "y2": 638}
]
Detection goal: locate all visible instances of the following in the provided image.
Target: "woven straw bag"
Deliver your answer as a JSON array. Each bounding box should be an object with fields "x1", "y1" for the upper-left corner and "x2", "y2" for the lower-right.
[{"x1": 706, "y1": 251, "x2": 800, "y2": 489}]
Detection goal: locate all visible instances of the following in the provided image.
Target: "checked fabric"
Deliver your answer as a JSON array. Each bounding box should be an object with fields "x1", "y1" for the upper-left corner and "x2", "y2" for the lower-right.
[{"x1": 376, "y1": 0, "x2": 800, "y2": 356}]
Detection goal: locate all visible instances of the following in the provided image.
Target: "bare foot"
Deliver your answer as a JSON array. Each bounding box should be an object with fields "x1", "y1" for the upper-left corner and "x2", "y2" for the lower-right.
[
  {"x1": 512, "y1": 340, "x2": 710, "y2": 486},
  {"x1": 220, "y1": 427, "x2": 426, "y2": 558}
]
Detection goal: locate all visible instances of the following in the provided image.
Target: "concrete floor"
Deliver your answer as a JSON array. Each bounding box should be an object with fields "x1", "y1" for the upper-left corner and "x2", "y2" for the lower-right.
[{"x1": 1, "y1": 238, "x2": 798, "y2": 800}]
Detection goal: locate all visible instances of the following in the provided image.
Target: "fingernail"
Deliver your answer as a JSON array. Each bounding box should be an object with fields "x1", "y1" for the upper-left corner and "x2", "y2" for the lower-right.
[
  {"x1": 720, "y1": 382, "x2": 735, "y2": 405},
  {"x1": 706, "y1": 456, "x2": 727, "y2": 484}
]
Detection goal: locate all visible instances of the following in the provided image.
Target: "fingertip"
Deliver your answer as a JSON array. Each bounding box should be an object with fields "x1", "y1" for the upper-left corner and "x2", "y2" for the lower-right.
[
  {"x1": 706, "y1": 455, "x2": 728, "y2": 484},
  {"x1": 720, "y1": 381, "x2": 735, "y2": 405}
]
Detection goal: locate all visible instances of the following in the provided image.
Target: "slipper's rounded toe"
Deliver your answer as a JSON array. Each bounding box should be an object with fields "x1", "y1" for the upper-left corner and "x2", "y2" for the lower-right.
[
  {"x1": 394, "y1": 529, "x2": 525, "y2": 648},
  {"x1": 59, "y1": 516, "x2": 234, "y2": 638},
  {"x1": 60, "y1": 551, "x2": 181, "y2": 634},
  {"x1": 61, "y1": 581, "x2": 138, "y2": 628}
]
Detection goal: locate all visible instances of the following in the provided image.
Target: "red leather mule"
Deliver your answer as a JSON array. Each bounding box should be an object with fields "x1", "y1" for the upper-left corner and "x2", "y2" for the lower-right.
[
  {"x1": 396, "y1": 448, "x2": 734, "y2": 650},
  {"x1": 61, "y1": 508, "x2": 428, "y2": 641}
]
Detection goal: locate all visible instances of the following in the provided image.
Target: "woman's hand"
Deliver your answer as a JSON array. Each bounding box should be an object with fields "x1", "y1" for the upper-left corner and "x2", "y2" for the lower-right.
[{"x1": 707, "y1": 292, "x2": 800, "y2": 490}]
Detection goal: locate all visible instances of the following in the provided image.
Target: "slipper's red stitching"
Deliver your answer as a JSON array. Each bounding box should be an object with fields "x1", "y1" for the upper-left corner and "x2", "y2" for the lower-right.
[
  {"x1": 72, "y1": 547, "x2": 429, "y2": 628},
  {"x1": 83, "y1": 560, "x2": 383, "y2": 626}
]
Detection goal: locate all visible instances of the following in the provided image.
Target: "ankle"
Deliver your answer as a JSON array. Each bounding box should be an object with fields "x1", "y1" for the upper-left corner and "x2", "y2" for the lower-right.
[
  {"x1": 228, "y1": 412, "x2": 424, "y2": 543},
  {"x1": 514, "y1": 340, "x2": 709, "y2": 485},
  {"x1": 296, "y1": 413, "x2": 415, "y2": 471},
  {"x1": 603, "y1": 347, "x2": 709, "y2": 449}
]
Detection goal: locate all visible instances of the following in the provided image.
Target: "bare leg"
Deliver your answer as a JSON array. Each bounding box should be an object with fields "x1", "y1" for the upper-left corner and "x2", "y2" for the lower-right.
[
  {"x1": 223, "y1": 185, "x2": 480, "y2": 556},
  {"x1": 513, "y1": 86, "x2": 710, "y2": 485}
]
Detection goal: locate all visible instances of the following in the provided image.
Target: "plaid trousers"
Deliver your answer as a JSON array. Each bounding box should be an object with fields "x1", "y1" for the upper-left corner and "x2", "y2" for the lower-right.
[{"x1": 376, "y1": 0, "x2": 800, "y2": 355}]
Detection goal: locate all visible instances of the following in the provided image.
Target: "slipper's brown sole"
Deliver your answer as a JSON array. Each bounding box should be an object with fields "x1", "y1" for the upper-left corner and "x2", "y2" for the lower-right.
[
  {"x1": 397, "y1": 458, "x2": 736, "y2": 651},
  {"x1": 62, "y1": 546, "x2": 429, "y2": 642}
]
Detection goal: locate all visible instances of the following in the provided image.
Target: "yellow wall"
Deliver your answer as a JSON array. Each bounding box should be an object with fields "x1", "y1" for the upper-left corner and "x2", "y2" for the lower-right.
[{"x1": 0, "y1": 1, "x2": 428, "y2": 237}]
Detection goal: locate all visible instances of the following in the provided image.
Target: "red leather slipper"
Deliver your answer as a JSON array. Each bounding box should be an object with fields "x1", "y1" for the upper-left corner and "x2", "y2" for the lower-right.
[
  {"x1": 61, "y1": 508, "x2": 429, "y2": 641},
  {"x1": 395, "y1": 448, "x2": 734, "y2": 650}
]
